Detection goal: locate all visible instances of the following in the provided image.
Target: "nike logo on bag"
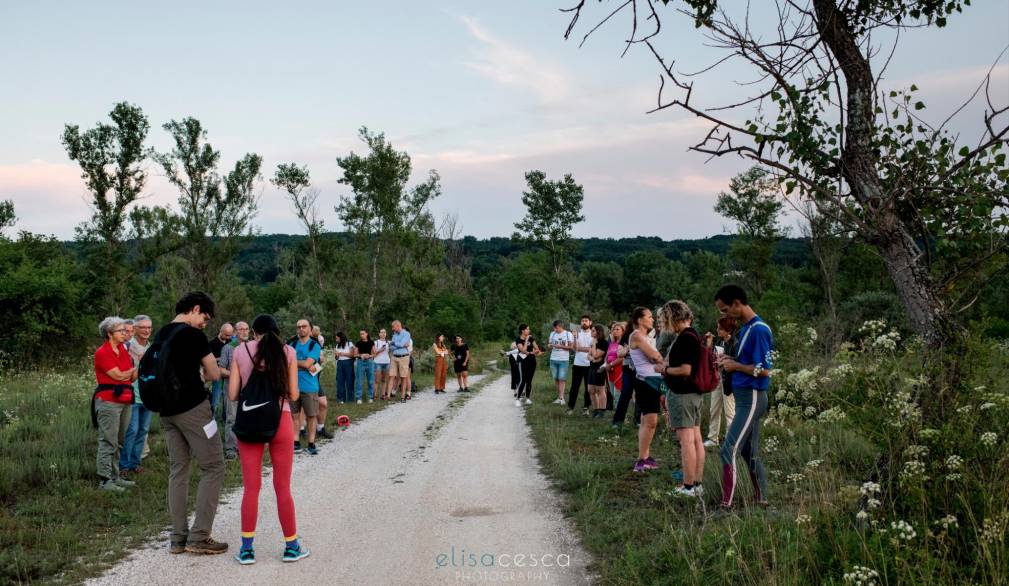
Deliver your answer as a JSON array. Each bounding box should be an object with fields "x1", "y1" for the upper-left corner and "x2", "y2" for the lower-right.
[{"x1": 242, "y1": 400, "x2": 270, "y2": 411}]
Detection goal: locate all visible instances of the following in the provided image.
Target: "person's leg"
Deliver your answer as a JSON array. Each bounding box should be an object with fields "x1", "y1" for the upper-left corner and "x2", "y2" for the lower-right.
[
  {"x1": 120, "y1": 403, "x2": 141, "y2": 472},
  {"x1": 174, "y1": 402, "x2": 226, "y2": 544},
  {"x1": 268, "y1": 413, "x2": 298, "y2": 540},
  {"x1": 551, "y1": 361, "x2": 567, "y2": 401},
  {"x1": 740, "y1": 391, "x2": 769, "y2": 504},
  {"x1": 134, "y1": 405, "x2": 153, "y2": 466},
  {"x1": 708, "y1": 391, "x2": 724, "y2": 443},
  {"x1": 676, "y1": 427, "x2": 695, "y2": 485},
  {"x1": 366, "y1": 361, "x2": 376, "y2": 399},
  {"x1": 509, "y1": 356, "x2": 518, "y2": 392},
  {"x1": 723, "y1": 393, "x2": 736, "y2": 442},
  {"x1": 161, "y1": 414, "x2": 194, "y2": 546},
  {"x1": 224, "y1": 399, "x2": 238, "y2": 456},
  {"x1": 95, "y1": 399, "x2": 119, "y2": 482},
  {"x1": 238, "y1": 439, "x2": 266, "y2": 543},
  {"x1": 317, "y1": 396, "x2": 328, "y2": 432},
  {"x1": 693, "y1": 427, "x2": 706, "y2": 485},
  {"x1": 612, "y1": 370, "x2": 634, "y2": 425},
  {"x1": 210, "y1": 381, "x2": 222, "y2": 420},
  {"x1": 354, "y1": 360, "x2": 364, "y2": 401},
  {"x1": 638, "y1": 413, "x2": 657, "y2": 460},
  {"x1": 115, "y1": 402, "x2": 131, "y2": 479},
  {"x1": 719, "y1": 388, "x2": 758, "y2": 508},
  {"x1": 567, "y1": 366, "x2": 586, "y2": 409}
]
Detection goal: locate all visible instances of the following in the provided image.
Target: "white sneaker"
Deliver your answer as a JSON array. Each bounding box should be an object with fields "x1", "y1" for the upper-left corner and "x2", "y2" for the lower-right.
[
  {"x1": 368, "y1": 399, "x2": 374, "y2": 403},
  {"x1": 524, "y1": 398, "x2": 533, "y2": 405},
  {"x1": 357, "y1": 400, "x2": 362, "y2": 404},
  {"x1": 703, "y1": 439, "x2": 719, "y2": 448},
  {"x1": 553, "y1": 398, "x2": 565, "y2": 405},
  {"x1": 670, "y1": 486, "x2": 697, "y2": 498},
  {"x1": 515, "y1": 399, "x2": 523, "y2": 407}
]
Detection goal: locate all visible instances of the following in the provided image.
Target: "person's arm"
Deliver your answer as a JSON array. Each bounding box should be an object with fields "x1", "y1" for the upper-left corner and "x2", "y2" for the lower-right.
[
  {"x1": 102, "y1": 366, "x2": 135, "y2": 382},
  {"x1": 632, "y1": 331, "x2": 663, "y2": 362},
  {"x1": 201, "y1": 353, "x2": 221, "y2": 381},
  {"x1": 227, "y1": 353, "x2": 241, "y2": 401},
  {"x1": 532, "y1": 340, "x2": 542, "y2": 354},
  {"x1": 375, "y1": 343, "x2": 388, "y2": 357},
  {"x1": 219, "y1": 346, "x2": 232, "y2": 378},
  {"x1": 722, "y1": 328, "x2": 772, "y2": 377},
  {"x1": 464, "y1": 348, "x2": 471, "y2": 366}
]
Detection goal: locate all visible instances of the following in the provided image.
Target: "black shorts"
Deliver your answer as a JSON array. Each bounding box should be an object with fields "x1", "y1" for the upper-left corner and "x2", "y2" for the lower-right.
[
  {"x1": 634, "y1": 376, "x2": 662, "y2": 415},
  {"x1": 587, "y1": 364, "x2": 606, "y2": 386},
  {"x1": 454, "y1": 361, "x2": 468, "y2": 374}
]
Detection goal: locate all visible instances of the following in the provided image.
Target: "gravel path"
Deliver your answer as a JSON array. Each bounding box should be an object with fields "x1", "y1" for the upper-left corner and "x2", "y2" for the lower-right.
[{"x1": 88, "y1": 374, "x2": 593, "y2": 585}]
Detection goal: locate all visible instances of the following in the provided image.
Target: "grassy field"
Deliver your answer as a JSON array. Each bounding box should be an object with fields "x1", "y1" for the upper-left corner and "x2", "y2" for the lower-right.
[
  {"x1": 520, "y1": 329, "x2": 1009, "y2": 585},
  {"x1": 0, "y1": 344, "x2": 498, "y2": 585}
]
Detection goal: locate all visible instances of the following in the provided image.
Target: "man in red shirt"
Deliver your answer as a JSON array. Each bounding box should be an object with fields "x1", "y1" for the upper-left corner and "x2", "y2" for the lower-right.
[{"x1": 93, "y1": 316, "x2": 138, "y2": 492}]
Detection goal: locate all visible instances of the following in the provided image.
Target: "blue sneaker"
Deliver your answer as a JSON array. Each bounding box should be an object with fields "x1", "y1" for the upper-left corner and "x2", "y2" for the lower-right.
[
  {"x1": 671, "y1": 469, "x2": 684, "y2": 482},
  {"x1": 234, "y1": 548, "x2": 255, "y2": 565},
  {"x1": 294, "y1": 441, "x2": 302, "y2": 454},
  {"x1": 307, "y1": 443, "x2": 318, "y2": 456},
  {"x1": 283, "y1": 544, "x2": 311, "y2": 562}
]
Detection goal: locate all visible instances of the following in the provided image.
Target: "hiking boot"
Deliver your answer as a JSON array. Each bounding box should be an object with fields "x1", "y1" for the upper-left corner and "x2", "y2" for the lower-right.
[
  {"x1": 186, "y1": 537, "x2": 228, "y2": 555},
  {"x1": 282, "y1": 543, "x2": 311, "y2": 562},
  {"x1": 169, "y1": 542, "x2": 187, "y2": 554},
  {"x1": 317, "y1": 427, "x2": 334, "y2": 440},
  {"x1": 307, "y1": 443, "x2": 318, "y2": 456},
  {"x1": 234, "y1": 547, "x2": 256, "y2": 565},
  {"x1": 100, "y1": 479, "x2": 125, "y2": 492}
]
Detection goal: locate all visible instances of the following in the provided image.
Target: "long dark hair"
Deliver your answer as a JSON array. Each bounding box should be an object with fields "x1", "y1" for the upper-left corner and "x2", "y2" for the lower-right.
[
  {"x1": 630, "y1": 306, "x2": 651, "y2": 330},
  {"x1": 251, "y1": 314, "x2": 289, "y2": 397},
  {"x1": 435, "y1": 334, "x2": 446, "y2": 349},
  {"x1": 336, "y1": 331, "x2": 349, "y2": 347}
]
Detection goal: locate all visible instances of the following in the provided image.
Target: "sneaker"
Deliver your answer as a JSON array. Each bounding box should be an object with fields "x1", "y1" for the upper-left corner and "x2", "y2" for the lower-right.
[
  {"x1": 169, "y1": 541, "x2": 187, "y2": 554},
  {"x1": 100, "y1": 479, "x2": 125, "y2": 492},
  {"x1": 114, "y1": 476, "x2": 136, "y2": 487},
  {"x1": 234, "y1": 548, "x2": 256, "y2": 565},
  {"x1": 407, "y1": 394, "x2": 412, "y2": 400},
  {"x1": 670, "y1": 485, "x2": 697, "y2": 498},
  {"x1": 703, "y1": 439, "x2": 719, "y2": 448},
  {"x1": 524, "y1": 398, "x2": 532, "y2": 405},
  {"x1": 582, "y1": 408, "x2": 590, "y2": 416},
  {"x1": 553, "y1": 398, "x2": 565, "y2": 405},
  {"x1": 515, "y1": 399, "x2": 523, "y2": 407},
  {"x1": 368, "y1": 399, "x2": 374, "y2": 403},
  {"x1": 670, "y1": 469, "x2": 684, "y2": 483},
  {"x1": 357, "y1": 399, "x2": 362, "y2": 404},
  {"x1": 317, "y1": 427, "x2": 334, "y2": 440},
  {"x1": 299, "y1": 427, "x2": 306, "y2": 439},
  {"x1": 643, "y1": 457, "x2": 659, "y2": 470},
  {"x1": 186, "y1": 537, "x2": 229, "y2": 555},
  {"x1": 565, "y1": 409, "x2": 574, "y2": 416},
  {"x1": 307, "y1": 444, "x2": 318, "y2": 456},
  {"x1": 282, "y1": 543, "x2": 311, "y2": 562},
  {"x1": 694, "y1": 484, "x2": 706, "y2": 497},
  {"x1": 633, "y1": 459, "x2": 647, "y2": 473}
]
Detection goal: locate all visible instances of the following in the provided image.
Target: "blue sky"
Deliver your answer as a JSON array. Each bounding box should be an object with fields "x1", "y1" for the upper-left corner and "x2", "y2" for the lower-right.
[{"x1": 1, "y1": 1, "x2": 1006, "y2": 240}]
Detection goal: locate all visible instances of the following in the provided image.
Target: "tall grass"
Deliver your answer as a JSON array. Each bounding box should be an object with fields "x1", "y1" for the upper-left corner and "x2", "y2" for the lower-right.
[{"x1": 521, "y1": 325, "x2": 1009, "y2": 585}]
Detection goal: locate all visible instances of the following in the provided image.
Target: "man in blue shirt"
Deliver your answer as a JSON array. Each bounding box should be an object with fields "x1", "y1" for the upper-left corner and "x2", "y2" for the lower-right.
[
  {"x1": 291, "y1": 319, "x2": 322, "y2": 455},
  {"x1": 388, "y1": 320, "x2": 413, "y2": 401},
  {"x1": 713, "y1": 285, "x2": 774, "y2": 510}
]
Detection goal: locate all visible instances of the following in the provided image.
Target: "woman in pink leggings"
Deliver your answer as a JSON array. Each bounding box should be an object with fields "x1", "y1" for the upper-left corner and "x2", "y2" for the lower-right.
[{"x1": 227, "y1": 314, "x2": 309, "y2": 565}]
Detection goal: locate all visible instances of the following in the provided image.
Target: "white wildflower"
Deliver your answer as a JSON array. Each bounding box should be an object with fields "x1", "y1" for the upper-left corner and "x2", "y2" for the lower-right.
[
  {"x1": 890, "y1": 520, "x2": 917, "y2": 542},
  {"x1": 981, "y1": 432, "x2": 998, "y2": 447},
  {"x1": 843, "y1": 565, "x2": 880, "y2": 585}
]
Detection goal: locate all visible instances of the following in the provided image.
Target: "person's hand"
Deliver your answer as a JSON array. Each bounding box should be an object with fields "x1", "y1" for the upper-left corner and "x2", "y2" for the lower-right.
[
  {"x1": 704, "y1": 332, "x2": 714, "y2": 348},
  {"x1": 654, "y1": 363, "x2": 666, "y2": 374},
  {"x1": 720, "y1": 358, "x2": 739, "y2": 373}
]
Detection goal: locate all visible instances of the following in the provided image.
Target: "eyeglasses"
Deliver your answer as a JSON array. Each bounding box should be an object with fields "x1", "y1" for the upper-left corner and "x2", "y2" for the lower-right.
[{"x1": 111, "y1": 329, "x2": 127, "y2": 334}]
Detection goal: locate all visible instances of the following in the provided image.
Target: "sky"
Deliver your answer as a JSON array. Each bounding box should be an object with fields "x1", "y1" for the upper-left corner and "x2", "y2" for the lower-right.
[{"x1": 1, "y1": 1, "x2": 1006, "y2": 241}]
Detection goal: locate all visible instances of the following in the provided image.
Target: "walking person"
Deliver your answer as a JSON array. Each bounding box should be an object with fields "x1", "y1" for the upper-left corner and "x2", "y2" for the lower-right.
[
  {"x1": 514, "y1": 324, "x2": 541, "y2": 406},
  {"x1": 433, "y1": 335, "x2": 450, "y2": 394},
  {"x1": 154, "y1": 292, "x2": 228, "y2": 555},
  {"x1": 567, "y1": 315, "x2": 594, "y2": 415},
  {"x1": 354, "y1": 329, "x2": 376, "y2": 403},
  {"x1": 93, "y1": 316, "x2": 137, "y2": 492},
  {"x1": 374, "y1": 328, "x2": 391, "y2": 399},
  {"x1": 547, "y1": 320, "x2": 573, "y2": 404},
  {"x1": 506, "y1": 341, "x2": 520, "y2": 397},
  {"x1": 704, "y1": 316, "x2": 738, "y2": 448},
  {"x1": 658, "y1": 300, "x2": 706, "y2": 497},
  {"x1": 228, "y1": 314, "x2": 310, "y2": 564},
  {"x1": 218, "y1": 320, "x2": 250, "y2": 459},
  {"x1": 334, "y1": 332, "x2": 356, "y2": 404},
  {"x1": 388, "y1": 321, "x2": 412, "y2": 401},
  {"x1": 627, "y1": 307, "x2": 665, "y2": 473},
  {"x1": 587, "y1": 324, "x2": 609, "y2": 418},
  {"x1": 290, "y1": 319, "x2": 322, "y2": 456},
  {"x1": 714, "y1": 285, "x2": 774, "y2": 509},
  {"x1": 120, "y1": 315, "x2": 153, "y2": 475},
  {"x1": 453, "y1": 335, "x2": 471, "y2": 392}
]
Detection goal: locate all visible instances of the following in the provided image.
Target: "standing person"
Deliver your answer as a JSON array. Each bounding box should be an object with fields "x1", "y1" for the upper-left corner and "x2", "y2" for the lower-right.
[
  {"x1": 704, "y1": 316, "x2": 738, "y2": 448},
  {"x1": 453, "y1": 335, "x2": 471, "y2": 392},
  {"x1": 714, "y1": 285, "x2": 774, "y2": 509},
  {"x1": 547, "y1": 320, "x2": 573, "y2": 405},
  {"x1": 354, "y1": 330, "x2": 376, "y2": 403},
  {"x1": 603, "y1": 322, "x2": 624, "y2": 406},
  {"x1": 505, "y1": 341, "x2": 519, "y2": 397},
  {"x1": 514, "y1": 325, "x2": 541, "y2": 406},
  {"x1": 229, "y1": 314, "x2": 310, "y2": 564},
  {"x1": 433, "y1": 335, "x2": 450, "y2": 394},
  {"x1": 611, "y1": 321, "x2": 641, "y2": 429},
  {"x1": 93, "y1": 316, "x2": 137, "y2": 492},
  {"x1": 567, "y1": 315, "x2": 594, "y2": 415},
  {"x1": 120, "y1": 315, "x2": 153, "y2": 475},
  {"x1": 218, "y1": 321, "x2": 250, "y2": 459},
  {"x1": 311, "y1": 326, "x2": 333, "y2": 441},
  {"x1": 587, "y1": 324, "x2": 609, "y2": 418},
  {"x1": 388, "y1": 321, "x2": 412, "y2": 401},
  {"x1": 311, "y1": 325, "x2": 325, "y2": 349},
  {"x1": 659, "y1": 300, "x2": 706, "y2": 497},
  {"x1": 334, "y1": 332, "x2": 356, "y2": 403},
  {"x1": 373, "y1": 328, "x2": 391, "y2": 400},
  {"x1": 289, "y1": 319, "x2": 322, "y2": 456},
  {"x1": 627, "y1": 307, "x2": 665, "y2": 473},
  {"x1": 155, "y1": 292, "x2": 227, "y2": 554},
  {"x1": 209, "y1": 323, "x2": 234, "y2": 419}
]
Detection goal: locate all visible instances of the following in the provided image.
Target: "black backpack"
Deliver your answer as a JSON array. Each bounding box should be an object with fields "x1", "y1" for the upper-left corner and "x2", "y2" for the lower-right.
[
  {"x1": 137, "y1": 325, "x2": 186, "y2": 413},
  {"x1": 233, "y1": 345, "x2": 285, "y2": 443}
]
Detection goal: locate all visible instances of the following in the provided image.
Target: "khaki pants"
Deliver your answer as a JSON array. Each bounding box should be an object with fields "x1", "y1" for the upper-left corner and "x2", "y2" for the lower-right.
[
  {"x1": 707, "y1": 390, "x2": 736, "y2": 442},
  {"x1": 95, "y1": 398, "x2": 131, "y2": 480},
  {"x1": 162, "y1": 401, "x2": 225, "y2": 545}
]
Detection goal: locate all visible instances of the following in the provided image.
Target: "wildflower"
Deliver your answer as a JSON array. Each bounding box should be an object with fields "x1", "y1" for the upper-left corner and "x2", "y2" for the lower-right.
[
  {"x1": 904, "y1": 445, "x2": 929, "y2": 459},
  {"x1": 919, "y1": 428, "x2": 940, "y2": 440},
  {"x1": 796, "y1": 514, "x2": 812, "y2": 525},
  {"x1": 935, "y1": 515, "x2": 958, "y2": 530},
  {"x1": 806, "y1": 327, "x2": 818, "y2": 345},
  {"x1": 980, "y1": 402, "x2": 996, "y2": 411},
  {"x1": 764, "y1": 437, "x2": 780, "y2": 453},
  {"x1": 860, "y1": 481, "x2": 881, "y2": 497},
  {"x1": 981, "y1": 432, "x2": 998, "y2": 447},
  {"x1": 890, "y1": 520, "x2": 916, "y2": 542},
  {"x1": 945, "y1": 473, "x2": 962, "y2": 481},
  {"x1": 818, "y1": 407, "x2": 847, "y2": 423},
  {"x1": 957, "y1": 404, "x2": 973, "y2": 414},
  {"x1": 843, "y1": 565, "x2": 880, "y2": 585},
  {"x1": 855, "y1": 510, "x2": 869, "y2": 521},
  {"x1": 899, "y1": 460, "x2": 928, "y2": 483},
  {"x1": 945, "y1": 455, "x2": 963, "y2": 471},
  {"x1": 867, "y1": 498, "x2": 882, "y2": 509},
  {"x1": 980, "y1": 511, "x2": 1008, "y2": 544},
  {"x1": 786, "y1": 473, "x2": 806, "y2": 483}
]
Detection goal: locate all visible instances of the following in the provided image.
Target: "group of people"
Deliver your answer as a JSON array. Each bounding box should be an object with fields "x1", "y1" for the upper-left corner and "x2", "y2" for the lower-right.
[{"x1": 505, "y1": 285, "x2": 774, "y2": 508}]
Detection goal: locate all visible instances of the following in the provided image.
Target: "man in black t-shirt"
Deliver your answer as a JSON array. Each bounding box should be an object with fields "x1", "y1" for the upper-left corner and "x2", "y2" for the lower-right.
[
  {"x1": 157, "y1": 291, "x2": 228, "y2": 556},
  {"x1": 354, "y1": 330, "x2": 377, "y2": 402}
]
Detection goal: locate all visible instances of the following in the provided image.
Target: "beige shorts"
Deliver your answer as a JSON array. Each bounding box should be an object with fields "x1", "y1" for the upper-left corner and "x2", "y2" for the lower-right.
[
  {"x1": 390, "y1": 355, "x2": 411, "y2": 378},
  {"x1": 291, "y1": 392, "x2": 320, "y2": 417}
]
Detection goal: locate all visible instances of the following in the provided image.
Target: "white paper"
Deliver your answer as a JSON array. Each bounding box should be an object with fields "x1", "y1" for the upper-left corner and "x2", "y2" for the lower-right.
[
  {"x1": 203, "y1": 419, "x2": 218, "y2": 439},
  {"x1": 310, "y1": 363, "x2": 323, "y2": 377},
  {"x1": 715, "y1": 346, "x2": 725, "y2": 356}
]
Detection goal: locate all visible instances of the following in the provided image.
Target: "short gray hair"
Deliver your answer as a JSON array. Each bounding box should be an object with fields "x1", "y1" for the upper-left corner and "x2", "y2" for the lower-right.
[
  {"x1": 133, "y1": 314, "x2": 152, "y2": 325},
  {"x1": 98, "y1": 316, "x2": 126, "y2": 339},
  {"x1": 660, "y1": 300, "x2": 693, "y2": 328},
  {"x1": 123, "y1": 319, "x2": 135, "y2": 326}
]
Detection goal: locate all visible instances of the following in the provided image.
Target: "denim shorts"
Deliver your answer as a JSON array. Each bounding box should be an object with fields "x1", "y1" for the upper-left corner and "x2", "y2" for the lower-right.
[
  {"x1": 549, "y1": 360, "x2": 569, "y2": 381},
  {"x1": 375, "y1": 362, "x2": 390, "y2": 372}
]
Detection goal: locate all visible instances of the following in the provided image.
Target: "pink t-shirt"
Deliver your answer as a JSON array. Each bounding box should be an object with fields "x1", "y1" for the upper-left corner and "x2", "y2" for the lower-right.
[{"x1": 232, "y1": 340, "x2": 296, "y2": 412}]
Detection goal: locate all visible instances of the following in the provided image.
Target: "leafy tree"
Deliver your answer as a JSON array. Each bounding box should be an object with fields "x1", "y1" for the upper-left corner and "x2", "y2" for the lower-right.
[
  {"x1": 714, "y1": 166, "x2": 786, "y2": 297},
  {"x1": 512, "y1": 170, "x2": 585, "y2": 280},
  {"x1": 0, "y1": 200, "x2": 15, "y2": 236}
]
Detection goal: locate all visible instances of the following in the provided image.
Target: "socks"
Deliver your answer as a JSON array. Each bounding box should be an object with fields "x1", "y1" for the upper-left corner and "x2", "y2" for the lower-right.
[
  {"x1": 241, "y1": 533, "x2": 254, "y2": 551},
  {"x1": 316, "y1": 424, "x2": 324, "y2": 432},
  {"x1": 285, "y1": 535, "x2": 300, "y2": 551}
]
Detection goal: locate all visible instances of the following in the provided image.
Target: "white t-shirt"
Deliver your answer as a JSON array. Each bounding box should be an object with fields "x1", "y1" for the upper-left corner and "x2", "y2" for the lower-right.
[
  {"x1": 373, "y1": 339, "x2": 390, "y2": 364},
  {"x1": 336, "y1": 342, "x2": 354, "y2": 360},
  {"x1": 549, "y1": 330, "x2": 574, "y2": 362},
  {"x1": 573, "y1": 329, "x2": 593, "y2": 367}
]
